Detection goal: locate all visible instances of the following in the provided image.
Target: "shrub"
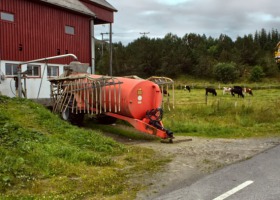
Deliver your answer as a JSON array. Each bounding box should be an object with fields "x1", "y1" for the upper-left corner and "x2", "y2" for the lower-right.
[
  {"x1": 213, "y1": 62, "x2": 239, "y2": 83},
  {"x1": 249, "y1": 65, "x2": 265, "y2": 82}
]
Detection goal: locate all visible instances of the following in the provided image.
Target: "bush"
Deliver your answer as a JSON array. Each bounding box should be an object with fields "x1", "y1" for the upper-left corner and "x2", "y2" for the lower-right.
[
  {"x1": 249, "y1": 65, "x2": 265, "y2": 82},
  {"x1": 213, "y1": 62, "x2": 239, "y2": 83}
]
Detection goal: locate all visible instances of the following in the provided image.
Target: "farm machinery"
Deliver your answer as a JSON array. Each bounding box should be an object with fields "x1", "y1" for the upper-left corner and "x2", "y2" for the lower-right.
[{"x1": 49, "y1": 61, "x2": 175, "y2": 142}]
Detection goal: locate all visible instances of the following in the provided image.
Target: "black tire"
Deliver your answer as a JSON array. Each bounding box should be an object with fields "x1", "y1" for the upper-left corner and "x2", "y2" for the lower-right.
[
  {"x1": 96, "y1": 114, "x2": 117, "y2": 124},
  {"x1": 61, "y1": 107, "x2": 85, "y2": 126}
]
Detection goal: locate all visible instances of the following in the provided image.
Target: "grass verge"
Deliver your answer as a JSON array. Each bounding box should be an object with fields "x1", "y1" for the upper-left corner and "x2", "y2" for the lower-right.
[{"x1": 0, "y1": 96, "x2": 169, "y2": 199}]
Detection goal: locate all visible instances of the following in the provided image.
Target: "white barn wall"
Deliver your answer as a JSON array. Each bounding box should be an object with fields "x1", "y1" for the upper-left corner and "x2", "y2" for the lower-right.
[{"x1": 0, "y1": 60, "x2": 65, "y2": 99}]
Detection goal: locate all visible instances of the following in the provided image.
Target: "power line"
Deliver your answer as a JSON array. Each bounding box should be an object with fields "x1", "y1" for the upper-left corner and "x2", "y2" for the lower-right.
[{"x1": 139, "y1": 32, "x2": 150, "y2": 37}]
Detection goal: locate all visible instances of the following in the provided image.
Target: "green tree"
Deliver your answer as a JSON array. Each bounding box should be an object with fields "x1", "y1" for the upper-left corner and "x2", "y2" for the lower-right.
[
  {"x1": 249, "y1": 65, "x2": 265, "y2": 82},
  {"x1": 216, "y1": 34, "x2": 234, "y2": 62},
  {"x1": 108, "y1": 28, "x2": 280, "y2": 80},
  {"x1": 213, "y1": 62, "x2": 239, "y2": 83}
]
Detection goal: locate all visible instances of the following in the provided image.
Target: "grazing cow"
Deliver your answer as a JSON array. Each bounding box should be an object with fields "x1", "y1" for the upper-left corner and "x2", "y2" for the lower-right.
[
  {"x1": 222, "y1": 87, "x2": 232, "y2": 95},
  {"x1": 205, "y1": 87, "x2": 217, "y2": 96},
  {"x1": 184, "y1": 85, "x2": 191, "y2": 92},
  {"x1": 233, "y1": 86, "x2": 243, "y2": 91},
  {"x1": 162, "y1": 89, "x2": 170, "y2": 96},
  {"x1": 243, "y1": 88, "x2": 253, "y2": 96},
  {"x1": 231, "y1": 86, "x2": 244, "y2": 98}
]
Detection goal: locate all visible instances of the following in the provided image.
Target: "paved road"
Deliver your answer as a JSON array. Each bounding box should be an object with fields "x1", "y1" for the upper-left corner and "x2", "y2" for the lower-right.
[{"x1": 154, "y1": 144, "x2": 280, "y2": 200}]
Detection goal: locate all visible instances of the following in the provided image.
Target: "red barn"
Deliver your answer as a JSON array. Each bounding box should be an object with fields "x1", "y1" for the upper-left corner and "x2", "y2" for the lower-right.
[{"x1": 0, "y1": 0, "x2": 117, "y2": 100}]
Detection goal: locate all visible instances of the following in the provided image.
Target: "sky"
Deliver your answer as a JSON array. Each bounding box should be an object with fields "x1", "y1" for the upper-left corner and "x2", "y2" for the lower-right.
[{"x1": 95, "y1": 0, "x2": 280, "y2": 45}]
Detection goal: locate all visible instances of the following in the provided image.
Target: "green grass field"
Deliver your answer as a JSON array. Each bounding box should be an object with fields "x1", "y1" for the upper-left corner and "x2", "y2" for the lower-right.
[{"x1": 162, "y1": 88, "x2": 280, "y2": 138}]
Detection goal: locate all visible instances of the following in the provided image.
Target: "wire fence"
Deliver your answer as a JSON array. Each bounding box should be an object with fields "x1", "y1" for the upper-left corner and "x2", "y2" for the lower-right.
[
  {"x1": 176, "y1": 83, "x2": 280, "y2": 90},
  {"x1": 162, "y1": 83, "x2": 280, "y2": 111}
]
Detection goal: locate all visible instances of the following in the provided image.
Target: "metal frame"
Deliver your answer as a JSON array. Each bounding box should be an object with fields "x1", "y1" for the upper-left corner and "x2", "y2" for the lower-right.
[
  {"x1": 147, "y1": 76, "x2": 175, "y2": 110},
  {"x1": 49, "y1": 75, "x2": 122, "y2": 115},
  {"x1": 16, "y1": 54, "x2": 78, "y2": 98}
]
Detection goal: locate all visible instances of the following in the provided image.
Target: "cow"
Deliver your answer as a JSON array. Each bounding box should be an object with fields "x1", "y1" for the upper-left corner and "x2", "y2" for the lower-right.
[
  {"x1": 231, "y1": 86, "x2": 244, "y2": 98},
  {"x1": 243, "y1": 88, "x2": 253, "y2": 96},
  {"x1": 205, "y1": 87, "x2": 217, "y2": 96},
  {"x1": 222, "y1": 87, "x2": 232, "y2": 95},
  {"x1": 162, "y1": 89, "x2": 170, "y2": 96},
  {"x1": 184, "y1": 85, "x2": 191, "y2": 92},
  {"x1": 233, "y1": 86, "x2": 243, "y2": 91}
]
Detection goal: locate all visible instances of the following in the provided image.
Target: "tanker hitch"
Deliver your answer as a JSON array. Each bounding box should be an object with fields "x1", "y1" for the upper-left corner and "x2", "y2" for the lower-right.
[{"x1": 146, "y1": 108, "x2": 174, "y2": 140}]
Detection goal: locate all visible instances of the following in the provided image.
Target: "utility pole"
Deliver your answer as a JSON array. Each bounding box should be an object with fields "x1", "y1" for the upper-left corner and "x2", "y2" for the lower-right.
[
  {"x1": 100, "y1": 32, "x2": 109, "y2": 56},
  {"x1": 109, "y1": 23, "x2": 113, "y2": 76},
  {"x1": 140, "y1": 32, "x2": 150, "y2": 37}
]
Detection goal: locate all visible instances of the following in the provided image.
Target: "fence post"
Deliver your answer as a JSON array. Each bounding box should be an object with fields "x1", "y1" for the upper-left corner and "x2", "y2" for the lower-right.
[{"x1": 235, "y1": 101, "x2": 238, "y2": 115}]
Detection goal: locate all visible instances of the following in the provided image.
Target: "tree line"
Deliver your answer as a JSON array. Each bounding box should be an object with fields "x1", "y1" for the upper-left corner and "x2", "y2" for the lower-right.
[{"x1": 95, "y1": 28, "x2": 280, "y2": 83}]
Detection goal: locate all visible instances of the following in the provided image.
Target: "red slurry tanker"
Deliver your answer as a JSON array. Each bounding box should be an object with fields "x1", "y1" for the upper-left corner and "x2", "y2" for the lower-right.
[{"x1": 49, "y1": 61, "x2": 175, "y2": 142}]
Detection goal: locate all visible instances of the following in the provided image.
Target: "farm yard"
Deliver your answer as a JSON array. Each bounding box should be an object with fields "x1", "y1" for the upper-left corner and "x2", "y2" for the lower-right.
[
  {"x1": 132, "y1": 84, "x2": 280, "y2": 199},
  {"x1": 2, "y1": 1, "x2": 280, "y2": 199}
]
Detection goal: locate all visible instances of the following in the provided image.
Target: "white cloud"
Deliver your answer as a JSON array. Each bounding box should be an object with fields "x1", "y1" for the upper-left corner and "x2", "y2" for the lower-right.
[
  {"x1": 95, "y1": 0, "x2": 280, "y2": 45},
  {"x1": 156, "y1": 0, "x2": 192, "y2": 6}
]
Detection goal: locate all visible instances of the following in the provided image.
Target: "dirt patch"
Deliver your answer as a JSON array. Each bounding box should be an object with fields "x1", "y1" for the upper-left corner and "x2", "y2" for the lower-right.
[{"x1": 128, "y1": 136, "x2": 280, "y2": 200}]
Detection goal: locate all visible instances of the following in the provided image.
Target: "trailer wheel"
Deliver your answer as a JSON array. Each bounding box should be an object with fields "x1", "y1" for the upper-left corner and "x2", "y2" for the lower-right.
[
  {"x1": 96, "y1": 114, "x2": 117, "y2": 124},
  {"x1": 61, "y1": 108, "x2": 84, "y2": 126}
]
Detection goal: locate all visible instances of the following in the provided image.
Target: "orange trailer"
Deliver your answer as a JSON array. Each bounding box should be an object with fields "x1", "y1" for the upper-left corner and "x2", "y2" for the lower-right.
[{"x1": 49, "y1": 62, "x2": 174, "y2": 142}]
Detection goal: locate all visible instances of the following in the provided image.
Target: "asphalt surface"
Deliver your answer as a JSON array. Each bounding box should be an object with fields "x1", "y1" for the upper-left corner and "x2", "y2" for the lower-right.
[{"x1": 154, "y1": 144, "x2": 280, "y2": 200}]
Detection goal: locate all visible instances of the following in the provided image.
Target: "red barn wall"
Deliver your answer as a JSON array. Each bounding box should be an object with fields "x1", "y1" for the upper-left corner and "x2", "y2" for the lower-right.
[{"x1": 0, "y1": 0, "x2": 92, "y2": 64}]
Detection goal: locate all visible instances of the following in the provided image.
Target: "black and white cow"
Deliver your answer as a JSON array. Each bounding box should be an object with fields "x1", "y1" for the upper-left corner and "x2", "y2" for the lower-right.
[
  {"x1": 184, "y1": 85, "x2": 191, "y2": 92},
  {"x1": 222, "y1": 87, "x2": 232, "y2": 95}
]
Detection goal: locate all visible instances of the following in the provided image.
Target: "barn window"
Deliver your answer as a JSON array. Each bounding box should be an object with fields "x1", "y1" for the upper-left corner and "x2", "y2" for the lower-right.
[
  {"x1": 27, "y1": 65, "x2": 40, "y2": 77},
  {"x1": 5, "y1": 63, "x2": 18, "y2": 76},
  {"x1": 65, "y1": 25, "x2": 75, "y2": 35},
  {"x1": 1, "y1": 12, "x2": 14, "y2": 22},
  {"x1": 47, "y1": 66, "x2": 59, "y2": 77}
]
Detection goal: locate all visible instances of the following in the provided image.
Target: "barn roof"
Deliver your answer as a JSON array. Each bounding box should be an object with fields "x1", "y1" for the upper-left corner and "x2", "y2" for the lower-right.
[
  {"x1": 39, "y1": 0, "x2": 117, "y2": 17},
  {"x1": 87, "y1": 0, "x2": 117, "y2": 11},
  {"x1": 40, "y1": 0, "x2": 96, "y2": 17}
]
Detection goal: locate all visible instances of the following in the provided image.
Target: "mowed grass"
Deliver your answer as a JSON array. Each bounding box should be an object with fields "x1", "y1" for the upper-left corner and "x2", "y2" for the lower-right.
[{"x1": 162, "y1": 88, "x2": 280, "y2": 138}]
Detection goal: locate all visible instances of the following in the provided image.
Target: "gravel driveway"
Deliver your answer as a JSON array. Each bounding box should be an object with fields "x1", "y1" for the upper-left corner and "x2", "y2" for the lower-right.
[{"x1": 133, "y1": 136, "x2": 280, "y2": 200}]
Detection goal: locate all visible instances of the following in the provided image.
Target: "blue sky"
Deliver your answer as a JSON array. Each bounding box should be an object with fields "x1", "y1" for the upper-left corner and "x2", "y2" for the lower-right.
[{"x1": 95, "y1": 0, "x2": 280, "y2": 45}]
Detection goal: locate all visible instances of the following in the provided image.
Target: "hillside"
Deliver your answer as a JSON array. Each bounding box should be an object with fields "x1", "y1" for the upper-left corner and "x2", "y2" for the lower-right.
[{"x1": 0, "y1": 95, "x2": 166, "y2": 199}]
